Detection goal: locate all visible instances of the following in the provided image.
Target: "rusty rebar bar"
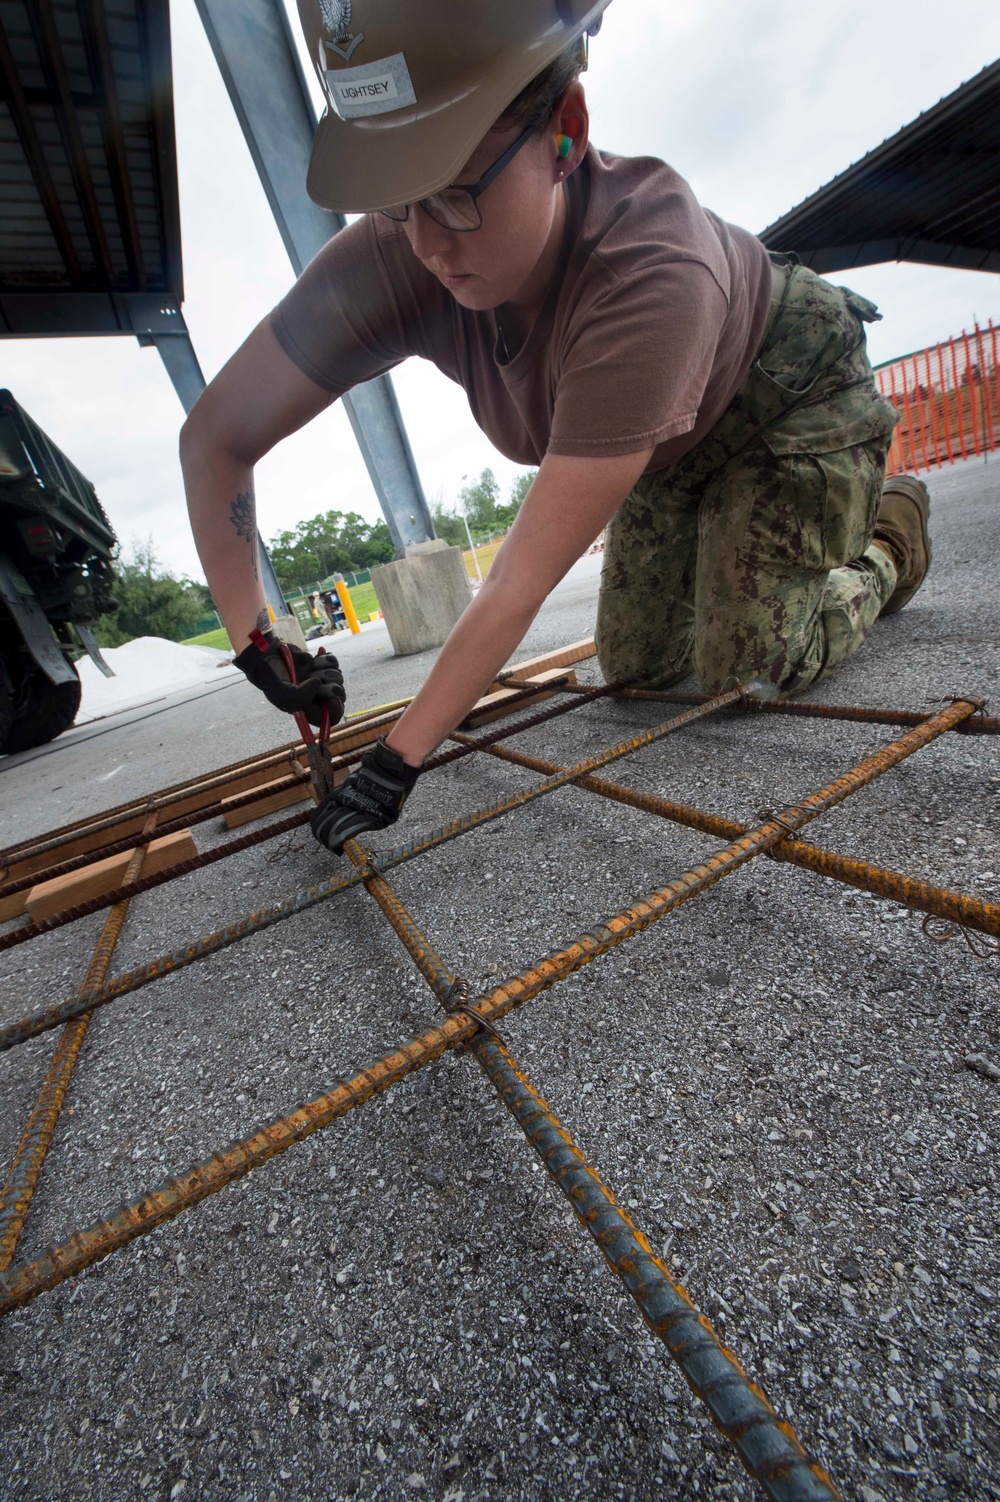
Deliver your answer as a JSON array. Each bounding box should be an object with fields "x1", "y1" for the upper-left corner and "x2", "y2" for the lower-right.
[
  {"x1": 0, "y1": 856, "x2": 372, "y2": 1051},
  {"x1": 460, "y1": 740, "x2": 1000, "y2": 940},
  {"x1": 620, "y1": 688, "x2": 997, "y2": 736},
  {"x1": 0, "y1": 764, "x2": 313, "y2": 903},
  {"x1": 0, "y1": 696, "x2": 976, "y2": 1313},
  {"x1": 0, "y1": 674, "x2": 594, "y2": 892},
  {"x1": 454, "y1": 673, "x2": 574, "y2": 722},
  {"x1": 492, "y1": 673, "x2": 576, "y2": 694},
  {"x1": 0, "y1": 808, "x2": 313, "y2": 955},
  {"x1": 0, "y1": 699, "x2": 417, "y2": 873},
  {"x1": 473, "y1": 1035, "x2": 840, "y2": 1501},
  {"x1": 422, "y1": 680, "x2": 622, "y2": 770},
  {"x1": 0, "y1": 748, "x2": 306, "y2": 872},
  {"x1": 342, "y1": 839, "x2": 459, "y2": 1009},
  {"x1": 0, "y1": 679, "x2": 614, "y2": 921},
  {"x1": 0, "y1": 1013, "x2": 483, "y2": 1315},
  {"x1": 0, "y1": 690, "x2": 741, "y2": 1049},
  {"x1": 0, "y1": 828, "x2": 154, "y2": 1271},
  {"x1": 342, "y1": 840, "x2": 840, "y2": 1500}
]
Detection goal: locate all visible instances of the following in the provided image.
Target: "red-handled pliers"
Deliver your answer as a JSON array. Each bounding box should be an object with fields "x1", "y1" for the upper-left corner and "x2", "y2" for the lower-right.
[{"x1": 279, "y1": 641, "x2": 335, "y2": 799}]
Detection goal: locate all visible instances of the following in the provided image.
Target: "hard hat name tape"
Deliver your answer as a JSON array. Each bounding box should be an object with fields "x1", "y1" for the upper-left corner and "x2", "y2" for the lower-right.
[
  {"x1": 338, "y1": 78, "x2": 394, "y2": 101},
  {"x1": 324, "y1": 53, "x2": 416, "y2": 119}
]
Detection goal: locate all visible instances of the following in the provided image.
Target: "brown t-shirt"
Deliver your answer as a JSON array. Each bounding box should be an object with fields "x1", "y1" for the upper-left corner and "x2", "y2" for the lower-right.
[{"x1": 271, "y1": 148, "x2": 773, "y2": 472}]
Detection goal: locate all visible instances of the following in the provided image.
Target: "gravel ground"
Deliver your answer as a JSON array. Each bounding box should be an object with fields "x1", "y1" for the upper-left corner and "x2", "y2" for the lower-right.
[{"x1": 0, "y1": 456, "x2": 998, "y2": 1502}]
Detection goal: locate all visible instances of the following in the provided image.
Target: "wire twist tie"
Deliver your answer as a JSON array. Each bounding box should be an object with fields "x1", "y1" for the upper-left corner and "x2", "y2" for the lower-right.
[
  {"x1": 439, "y1": 976, "x2": 504, "y2": 1042},
  {"x1": 939, "y1": 695, "x2": 987, "y2": 717},
  {"x1": 756, "y1": 805, "x2": 805, "y2": 841},
  {"x1": 921, "y1": 913, "x2": 999, "y2": 958}
]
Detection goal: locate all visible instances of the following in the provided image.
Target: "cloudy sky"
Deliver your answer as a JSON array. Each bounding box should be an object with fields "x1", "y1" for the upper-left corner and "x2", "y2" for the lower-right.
[{"x1": 6, "y1": 0, "x2": 1000, "y2": 579}]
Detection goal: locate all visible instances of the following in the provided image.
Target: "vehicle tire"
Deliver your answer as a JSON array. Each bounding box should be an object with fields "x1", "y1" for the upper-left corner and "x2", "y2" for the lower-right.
[
  {"x1": 0, "y1": 669, "x2": 11, "y2": 753},
  {"x1": 3, "y1": 664, "x2": 82, "y2": 754}
]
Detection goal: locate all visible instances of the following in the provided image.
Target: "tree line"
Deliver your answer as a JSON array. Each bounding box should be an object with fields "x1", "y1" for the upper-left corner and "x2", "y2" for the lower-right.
[
  {"x1": 94, "y1": 467, "x2": 536, "y2": 645},
  {"x1": 268, "y1": 509, "x2": 394, "y2": 591},
  {"x1": 269, "y1": 468, "x2": 536, "y2": 587},
  {"x1": 430, "y1": 467, "x2": 535, "y2": 547},
  {"x1": 92, "y1": 541, "x2": 213, "y2": 648}
]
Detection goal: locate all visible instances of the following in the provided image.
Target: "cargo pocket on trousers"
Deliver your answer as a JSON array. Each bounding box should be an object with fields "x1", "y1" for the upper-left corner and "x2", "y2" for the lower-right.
[
  {"x1": 731, "y1": 393, "x2": 898, "y2": 574},
  {"x1": 744, "y1": 435, "x2": 890, "y2": 573}
]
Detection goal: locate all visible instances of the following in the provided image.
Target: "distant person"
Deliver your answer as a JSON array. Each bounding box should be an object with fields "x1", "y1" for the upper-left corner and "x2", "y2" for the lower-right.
[
  {"x1": 181, "y1": 0, "x2": 931, "y2": 854},
  {"x1": 310, "y1": 591, "x2": 331, "y2": 628},
  {"x1": 322, "y1": 590, "x2": 346, "y2": 630}
]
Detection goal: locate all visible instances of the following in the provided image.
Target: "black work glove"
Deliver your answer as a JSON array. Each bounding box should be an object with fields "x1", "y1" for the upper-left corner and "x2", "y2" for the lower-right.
[
  {"x1": 311, "y1": 737, "x2": 420, "y2": 853},
  {"x1": 234, "y1": 632, "x2": 346, "y2": 727}
]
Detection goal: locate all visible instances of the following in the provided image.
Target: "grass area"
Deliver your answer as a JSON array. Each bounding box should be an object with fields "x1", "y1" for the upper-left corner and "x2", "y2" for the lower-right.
[
  {"x1": 179, "y1": 548, "x2": 507, "y2": 652},
  {"x1": 346, "y1": 581, "x2": 379, "y2": 620},
  {"x1": 182, "y1": 626, "x2": 232, "y2": 650},
  {"x1": 461, "y1": 539, "x2": 504, "y2": 580},
  {"x1": 180, "y1": 580, "x2": 381, "y2": 650}
]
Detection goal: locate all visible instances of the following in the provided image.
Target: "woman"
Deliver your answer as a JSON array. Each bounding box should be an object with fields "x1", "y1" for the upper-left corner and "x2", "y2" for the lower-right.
[{"x1": 181, "y1": 0, "x2": 930, "y2": 855}]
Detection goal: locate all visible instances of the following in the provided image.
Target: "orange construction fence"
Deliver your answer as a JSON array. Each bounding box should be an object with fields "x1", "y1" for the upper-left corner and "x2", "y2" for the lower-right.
[{"x1": 876, "y1": 320, "x2": 1000, "y2": 475}]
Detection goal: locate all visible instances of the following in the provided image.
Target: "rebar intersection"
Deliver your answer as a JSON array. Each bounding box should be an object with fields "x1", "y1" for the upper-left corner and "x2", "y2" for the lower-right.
[{"x1": 0, "y1": 661, "x2": 996, "y2": 1501}]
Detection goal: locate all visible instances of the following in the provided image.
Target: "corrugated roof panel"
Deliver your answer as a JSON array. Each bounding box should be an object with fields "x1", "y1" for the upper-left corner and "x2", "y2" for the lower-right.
[
  {"x1": 761, "y1": 60, "x2": 1000, "y2": 274},
  {"x1": 0, "y1": 0, "x2": 182, "y2": 330}
]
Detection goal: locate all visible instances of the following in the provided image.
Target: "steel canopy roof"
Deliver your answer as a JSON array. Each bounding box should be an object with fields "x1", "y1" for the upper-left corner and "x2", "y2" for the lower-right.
[
  {"x1": 0, "y1": 0, "x2": 184, "y2": 339},
  {"x1": 760, "y1": 58, "x2": 1000, "y2": 275}
]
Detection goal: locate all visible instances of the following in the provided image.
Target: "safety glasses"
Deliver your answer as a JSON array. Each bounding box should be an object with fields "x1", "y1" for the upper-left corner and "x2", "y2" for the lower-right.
[{"x1": 380, "y1": 120, "x2": 541, "y2": 232}]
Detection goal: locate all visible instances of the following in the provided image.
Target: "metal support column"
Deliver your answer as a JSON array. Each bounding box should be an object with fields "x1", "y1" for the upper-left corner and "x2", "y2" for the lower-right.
[
  {"x1": 146, "y1": 330, "x2": 288, "y2": 626},
  {"x1": 193, "y1": 0, "x2": 435, "y2": 554},
  {"x1": 144, "y1": 330, "x2": 205, "y2": 418}
]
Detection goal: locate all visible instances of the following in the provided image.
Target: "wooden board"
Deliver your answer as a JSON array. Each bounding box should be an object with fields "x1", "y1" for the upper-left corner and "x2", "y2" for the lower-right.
[
  {"x1": 463, "y1": 668, "x2": 579, "y2": 729},
  {"x1": 324, "y1": 721, "x2": 392, "y2": 759},
  {"x1": 222, "y1": 776, "x2": 314, "y2": 829},
  {"x1": 0, "y1": 887, "x2": 30, "y2": 923},
  {"x1": 0, "y1": 756, "x2": 304, "y2": 890},
  {"x1": 26, "y1": 830, "x2": 198, "y2": 923},
  {"x1": 2, "y1": 811, "x2": 153, "y2": 891},
  {"x1": 493, "y1": 637, "x2": 596, "y2": 687}
]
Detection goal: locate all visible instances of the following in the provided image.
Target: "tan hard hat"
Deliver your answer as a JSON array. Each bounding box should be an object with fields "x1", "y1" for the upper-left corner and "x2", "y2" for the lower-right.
[{"x1": 296, "y1": 0, "x2": 612, "y2": 213}]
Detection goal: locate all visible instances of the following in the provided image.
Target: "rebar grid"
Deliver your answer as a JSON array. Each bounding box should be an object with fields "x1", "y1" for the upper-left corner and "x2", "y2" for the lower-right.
[
  {"x1": 0, "y1": 665, "x2": 992, "y2": 1501},
  {"x1": 0, "y1": 682, "x2": 620, "y2": 947},
  {"x1": 455, "y1": 737, "x2": 1000, "y2": 940},
  {"x1": 0, "y1": 688, "x2": 743, "y2": 1051},
  {"x1": 339, "y1": 837, "x2": 839, "y2": 1500},
  {"x1": 0, "y1": 822, "x2": 156, "y2": 1272}
]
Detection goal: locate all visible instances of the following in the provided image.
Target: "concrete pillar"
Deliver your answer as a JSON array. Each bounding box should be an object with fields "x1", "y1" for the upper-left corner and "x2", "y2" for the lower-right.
[
  {"x1": 270, "y1": 614, "x2": 307, "y2": 650},
  {"x1": 372, "y1": 541, "x2": 472, "y2": 657}
]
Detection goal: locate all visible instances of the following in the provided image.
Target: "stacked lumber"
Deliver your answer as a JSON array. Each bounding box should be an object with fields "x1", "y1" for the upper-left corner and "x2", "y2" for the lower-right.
[{"x1": 0, "y1": 639, "x2": 598, "y2": 921}]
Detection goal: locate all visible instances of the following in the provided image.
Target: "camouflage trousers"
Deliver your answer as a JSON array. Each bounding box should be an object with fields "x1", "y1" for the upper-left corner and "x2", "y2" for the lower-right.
[{"x1": 595, "y1": 259, "x2": 902, "y2": 696}]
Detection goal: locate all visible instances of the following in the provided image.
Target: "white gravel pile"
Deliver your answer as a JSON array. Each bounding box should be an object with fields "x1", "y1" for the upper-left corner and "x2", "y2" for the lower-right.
[{"x1": 75, "y1": 636, "x2": 238, "y2": 723}]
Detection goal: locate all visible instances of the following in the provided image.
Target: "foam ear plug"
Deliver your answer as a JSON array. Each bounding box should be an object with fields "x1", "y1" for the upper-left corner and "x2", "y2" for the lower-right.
[{"x1": 557, "y1": 134, "x2": 573, "y2": 159}]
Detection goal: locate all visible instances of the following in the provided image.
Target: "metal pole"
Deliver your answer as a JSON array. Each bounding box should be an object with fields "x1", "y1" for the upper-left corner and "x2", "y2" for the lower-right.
[
  {"x1": 462, "y1": 513, "x2": 484, "y2": 582},
  {"x1": 192, "y1": 0, "x2": 435, "y2": 552}
]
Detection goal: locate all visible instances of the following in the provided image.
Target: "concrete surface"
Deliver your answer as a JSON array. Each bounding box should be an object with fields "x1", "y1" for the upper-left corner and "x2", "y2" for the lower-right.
[{"x1": 0, "y1": 458, "x2": 997, "y2": 1502}]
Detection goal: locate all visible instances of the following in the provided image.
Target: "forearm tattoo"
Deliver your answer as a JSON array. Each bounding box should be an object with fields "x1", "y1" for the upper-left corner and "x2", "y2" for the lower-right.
[{"x1": 230, "y1": 489, "x2": 259, "y2": 582}]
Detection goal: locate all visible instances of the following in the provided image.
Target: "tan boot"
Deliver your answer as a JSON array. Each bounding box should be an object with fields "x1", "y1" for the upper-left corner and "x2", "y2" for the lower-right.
[{"x1": 872, "y1": 475, "x2": 932, "y2": 615}]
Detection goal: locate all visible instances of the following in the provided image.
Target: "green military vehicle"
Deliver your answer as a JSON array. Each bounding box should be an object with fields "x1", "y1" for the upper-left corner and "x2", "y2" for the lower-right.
[{"x1": 0, "y1": 389, "x2": 119, "y2": 755}]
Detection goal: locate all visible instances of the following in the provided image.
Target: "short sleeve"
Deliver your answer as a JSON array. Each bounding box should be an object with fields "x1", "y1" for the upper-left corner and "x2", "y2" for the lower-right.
[
  {"x1": 547, "y1": 259, "x2": 729, "y2": 458},
  {"x1": 269, "y1": 216, "x2": 410, "y2": 395}
]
